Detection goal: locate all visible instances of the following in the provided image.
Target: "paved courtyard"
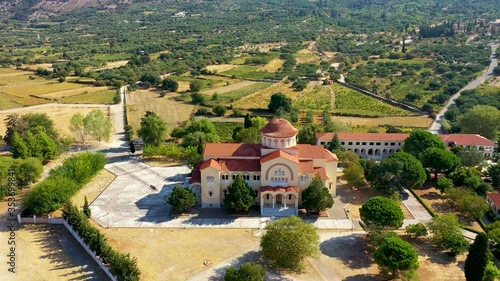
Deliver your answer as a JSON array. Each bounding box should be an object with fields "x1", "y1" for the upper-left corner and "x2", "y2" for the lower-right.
[{"x1": 90, "y1": 160, "x2": 191, "y2": 228}]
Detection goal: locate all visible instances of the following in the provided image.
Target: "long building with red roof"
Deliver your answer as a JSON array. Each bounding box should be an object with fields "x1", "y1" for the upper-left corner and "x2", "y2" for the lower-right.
[
  {"x1": 316, "y1": 132, "x2": 496, "y2": 160},
  {"x1": 189, "y1": 119, "x2": 338, "y2": 216}
]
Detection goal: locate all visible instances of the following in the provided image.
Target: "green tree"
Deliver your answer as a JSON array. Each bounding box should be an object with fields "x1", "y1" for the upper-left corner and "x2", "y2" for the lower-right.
[
  {"x1": 182, "y1": 131, "x2": 219, "y2": 147},
  {"x1": 453, "y1": 146, "x2": 485, "y2": 167},
  {"x1": 360, "y1": 196, "x2": 404, "y2": 230},
  {"x1": 84, "y1": 109, "x2": 112, "y2": 143},
  {"x1": 260, "y1": 216, "x2": 319, "y2": 271},
  {"x1": 244, "y1": 113, "x2": 252, "y2": 128},
  {"x1": 459, "y1": 105, "x2": 500, "y2": 141},
  {"x1": 403, "y1": 130, "x2": 446, "y2": 157},
  {"x1": 138, "y1": 111, "x2": 167, "y2": 146},
  {"x1": 344, "y1": 162, "x2": 367, "y2": 189},
  {"x1": 373, "y1": 236, "x2": 419, "y2": 278},
  {"x1": 420, "y1": 147, "x2": 461, "y2": 179},
  {"x1": 69, "y1": 113, "x2": 89, "y2": 144},
  {"x1": 484, "y1": 261, "x2": 500, "y2": 281},
  {"x1": 268, "y1": 93, "x2": 292, "y2": 113},
  {"x1": 328, "y1": 133, "x2": 342, "y2": 152},
  {"x1": 405, "y1": 223, "x2": 428, "y2": 239},
  {"x1": 4, "y1": 113, "x2": 58, "y2": 146},
  {"x1": 297, "y1": 123, "x2": 319, "y2": 145},
  {"x1": 436, "y1": 177, "x2": 454, "y2": 193},
  {"x1": 338, "y1": 150, "x2": 360, "y2": 168},
  {"x1": 445, "y1": 187, "x2": 489, "y2": 220},
  {"x1": 488, "y1": 165, "x2": 500, "y2": 188},
  {"x1": 224, "y1": 262, "x2": 266, "y2": 281},
  {"x1": 213, "y1": 104, "x2": 227, "y2": 116},
  {"x1": 427, "y1": 214, "x2": 469, "y2": 255},
  {"x1": 11, "y1": 132, "x2": 29, "y2": 159},
  {"x1": 233, "y1": 127, "x2": 260, "y2": 144},
  {"x1": 464, "y1": 233, "x2": 489, "y2": 281},
  {"x1": 167, "y1": 185, "x2": 197, "y2": 213},
  {"x1": 161, "y1": 78, "x2": 179, "y2": 92},
  {"x1": 190, "y1": 80, "x2": 203, "y2": 92},
  {"x1": 223, "y1": 174, "x2": 255, "y2": 213},
  {"x1": 83, "y1": 195, "x2": 91, "y2": 218},
  {"x1": 302, "y1": 174, "x2": 334, "y2": 213},
  {"x1": 251, "y1": 117, "x2": 267, "y2": 129},
  {"x1": 370, "y1": 152, "x2": 426, "y2": 194},
  {"x1": 10, "y1": 157, "x2": 43, "y2": 187},
  {"x1": 448, "y1": 167, "x2": 483, "y2": 191}
]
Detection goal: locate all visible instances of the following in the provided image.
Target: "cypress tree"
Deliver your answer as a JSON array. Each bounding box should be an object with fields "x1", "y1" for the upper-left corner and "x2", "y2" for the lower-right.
[
  {"x1": 464, "y1": 232, "x2": 489, "y2": 281},
  {"x1": 244, "y1": 113, "x2": 253, "y2": 128},
  {"x1": 83, "y1": 195, "x2": 91, "y2": 219},
  {"x1": 328, "y1": 133, "x2": 342, "y2": 152}
]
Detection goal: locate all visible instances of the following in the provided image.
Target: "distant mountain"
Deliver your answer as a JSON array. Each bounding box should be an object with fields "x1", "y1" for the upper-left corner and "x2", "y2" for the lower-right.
[{"x1": 0, "y1": 0, "x2": 120, "y2": 20}]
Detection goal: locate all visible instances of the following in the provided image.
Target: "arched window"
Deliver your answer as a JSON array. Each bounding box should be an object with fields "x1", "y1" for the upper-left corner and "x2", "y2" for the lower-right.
[
  {"x1": 253, "y1": 174, "x2": 261, "y2": 181},
  {"x1": 221, "y1": 174, "x2": 229, "y2": 180},
  {"x1": 300, "y1": 174, "x2": 308, "y2": 183},
  {"x1": 206, "y1": 176, "x2": 214, "y2": 183},
  {"x1": 232, "y1": 174, "x2": 237, "y2": 180},
  {"x1": 242, "y1": 174, "x2": 250, "y2": 181}
]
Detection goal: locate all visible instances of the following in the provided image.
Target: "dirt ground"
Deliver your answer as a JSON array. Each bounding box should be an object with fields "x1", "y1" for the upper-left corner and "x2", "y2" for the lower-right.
[
  {"x1": 0, "y1": 106, "x2": 110, "y2": 139},
  {"x1": 71, "y1": 170, "x2": 116, "y2": 207},
  {"x1": 202, "y1": 80, "x2": 256, "y2": 95},
  {"x1": 206, "y1": 64, "x2": 239, "y2": 73},
  {"x1": 258, "y1": 58, "x2": 285, "y2": 72},
  {"x1": 0, "y1": 200, "x2": 105, "y2": 281},
  {"x1": 413, "y1": 186, "x2": 484, "y2": 232},
  {"x1": 126, "y1": 89, "x2": 195, "y2": 135},
  {"x1": 337, "y1": 175, "x2": 413, "y2": 220}
]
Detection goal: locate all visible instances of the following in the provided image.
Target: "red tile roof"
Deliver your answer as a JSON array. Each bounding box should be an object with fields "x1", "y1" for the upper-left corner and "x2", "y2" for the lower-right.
[
  {"x1": 316, "y1": 132, "x2": 495, "y2": 147},
  {"x1": 260, "y1": 118, "x2": 298, "y2": 137},
  {"x1": 204, "y1": 143, "x2": 261, "y2": 158},
  {"x1": 324, "y1": 150, "x2": 339, "y2": 162},
  {"x1": 316, "y1": 132, "x2": 409, "y2": 142},
  {"x1": 189, "y1": 162, "x2": 202, "y2": 184},
  {"x1": 488, "y1": 193, "x2": 500, "y2": 207},
  {"x1": 219, "y1": 159, "x2": 261, "y2": 172},
  {"x1": 314, "y1": 167, "x2": 329, "y2": 180},
  {"x1": 200, "y1": 159, "x2": 221, "y2": 170},
  {"x1": 260, "y1": 186, "x2": 300, "y2": 193},
  {"x1": 261, "y1": 150, "x2": 299, "y2": 163},
  {"x1": 299, "y1": 161, "x2": 314, "y2": 173},
  {"x1": 440, "y1": 134, "x2": 495, "y2": 146},
  {"x1": 295, "y1": 144, "x2": 328, "y2": 159}
]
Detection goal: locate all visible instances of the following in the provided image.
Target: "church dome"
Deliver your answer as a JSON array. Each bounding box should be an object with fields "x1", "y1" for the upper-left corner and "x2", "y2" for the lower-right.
[{"x1": 260, "y1": 118, "x2": 299, "y2": 138}]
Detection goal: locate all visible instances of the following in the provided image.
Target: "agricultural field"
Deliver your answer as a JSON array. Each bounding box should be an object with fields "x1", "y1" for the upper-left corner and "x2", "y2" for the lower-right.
[
  {"x1": 126, "y1": 89, "x2": 195, "y2": 135},
  {"x1": 85, "y1": 60, "x2": 129, "y2": 72},
  {"x1": 0, "y1": 106, "x2": 110, "y2": 138},
  {"x1": 258, "y1": 58, "x2": 285, "y2": 72},
  {"x1": 238, "y1": 42, "x2": 286, "y2": 52},
  {"x1": 202, "y1": 80, "x2": 257, "y2": 95},
  {"x1": 221, "y1": 65, "x2": 273, "y2": 80},
  {"x1": 170, "y1": 75, "x2": 243, "y2": 92},
  {"x1": 59, "y1": 89, "x2": 116, "y2": 104},
  {"x1": 294, "y1": 49, "x2": 322, "y2": 64},
  {"x1": 212, "y1": 121, "x2": 242, "y2": 141},
  {"x1": 206, "y1": 82, "x2": 274, "y2": 104},
  {"x1": 205, "y1": 64, "x2": 239, "y2": 73},
  {"x1": 0, "y1": 68, "x2": 112, "y2": 109},
  {"x1": 332, "y1": 115, "x2": 433, "y2": 129}
]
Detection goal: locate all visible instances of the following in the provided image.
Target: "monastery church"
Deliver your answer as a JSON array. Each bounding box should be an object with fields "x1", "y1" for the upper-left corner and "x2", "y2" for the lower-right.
[{"x1": 189, "y1": 118, "x2": 338, "y2": 216}]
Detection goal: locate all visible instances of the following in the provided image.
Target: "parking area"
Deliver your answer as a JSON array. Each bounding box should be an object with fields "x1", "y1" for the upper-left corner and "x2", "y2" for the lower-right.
[{"x1": 90, "y1": 160, "x2": 191, "y2": 228}]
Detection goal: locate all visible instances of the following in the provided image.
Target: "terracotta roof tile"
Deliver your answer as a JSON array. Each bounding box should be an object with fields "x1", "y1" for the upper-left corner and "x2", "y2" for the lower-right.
[
  {"x1": 261, "y1": 150, "x2": 299, "y2": 163},
  {"x1": 295, "y1": 144, "x2": 327, "y2": 159},
  {"x1": 314, "y1": 167, "x2": 329, "y2": 180},
  {"x1": 317, "y1": 132, "x2": 409, "y2": 142},
  {"x1": 260, "y1": 186, "x2": 300, "y2": 193},
  {"x1": 204, "y1": 143, "x2": 261, "y2": 158},
  {"x1": 324, "y1": 149, "x2": 339, "y2": 162},
  {"x1": 200, "y1": 159, "x2": 221, "y2": 170},
  {"x1": 440, "y1": 134, "x2": 495, "y2": 146},
  {"x1": 299, "y1": 161, "x2": 314, "y2": 173},
  {"x1": 219, "y1": 159, "x2": 261, "y2": 172},
  {"x1": 260, "y1": 118, "x2": 298, "y2": 137},
  {"x1": 189, "y1": 162, "x2": 202, "y2": 184},
  {"x1": 487, "y1": 193, "x2": 500, "y2": 207}
]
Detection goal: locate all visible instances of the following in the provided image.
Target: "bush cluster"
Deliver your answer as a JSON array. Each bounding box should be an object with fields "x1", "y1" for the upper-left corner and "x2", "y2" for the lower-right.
[
  {"x1": 22, "y1": 152, "x2": 106, "y2": 215},
  {"x1": 63, "y1": 203, "x2": 141, "y2": 281}
]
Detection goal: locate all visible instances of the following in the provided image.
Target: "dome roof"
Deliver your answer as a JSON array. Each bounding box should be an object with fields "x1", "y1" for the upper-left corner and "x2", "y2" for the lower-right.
[{"x1": 260, "y1": 118, "x2": 298, "y2": 137}]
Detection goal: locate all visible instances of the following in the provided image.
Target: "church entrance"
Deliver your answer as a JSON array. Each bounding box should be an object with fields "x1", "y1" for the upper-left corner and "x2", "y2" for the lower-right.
[{"x1": 276, "y1": 194, "x2": 282, "y2": 204}]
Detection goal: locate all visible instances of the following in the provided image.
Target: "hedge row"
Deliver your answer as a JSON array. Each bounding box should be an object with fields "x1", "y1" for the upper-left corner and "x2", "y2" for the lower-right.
[
  {"x1": 63, "y1": 202, "x2": 141, "y2": 281},
  {"x1": 143, "y1": 144, "x2": 197, "y2": 159},
  {"x1": 23, "y1": 152, "x2": 107, "y2": 216}
]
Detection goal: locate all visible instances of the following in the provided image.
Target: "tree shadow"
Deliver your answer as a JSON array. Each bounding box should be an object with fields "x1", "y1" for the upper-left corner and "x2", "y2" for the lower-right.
[
  {"x1": 320, "y1": 233, "x2": 375, "y2": 269},
  {"x1": 342, "y1": 274, "x2": 386, "y2": 281},
  {"x1": 26, "y1": 224, "x2": 105, "y2": 280},
  {"x1": 135, "y1": 183, "x2": 178, "y2": 223},
  {"x1": 208, "y1": 251, "x2": 263, "y2": 281},
  {"x1": 408, "y1": 237, "x2": 458, "y2": 265}
]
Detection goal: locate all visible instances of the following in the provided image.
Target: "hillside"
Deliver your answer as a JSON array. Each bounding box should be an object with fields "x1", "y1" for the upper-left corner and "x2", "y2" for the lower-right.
[{"x1": 0, "y1": 0, "x2": 118, "y2": 20}]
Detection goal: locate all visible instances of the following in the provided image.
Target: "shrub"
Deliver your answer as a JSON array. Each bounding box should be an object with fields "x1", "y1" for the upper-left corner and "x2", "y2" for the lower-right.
[
  {"x1": 405, "y1": 223, "x2": 428, "y2": 238},
  {"x1": 224, "y1": 262, "x2": 266, "y2": 281}
]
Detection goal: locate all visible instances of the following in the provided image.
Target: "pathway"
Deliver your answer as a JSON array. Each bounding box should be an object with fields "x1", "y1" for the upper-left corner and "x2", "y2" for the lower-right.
[{"x1": 429, "y1": 43, "x2": 498, "y2": 133}]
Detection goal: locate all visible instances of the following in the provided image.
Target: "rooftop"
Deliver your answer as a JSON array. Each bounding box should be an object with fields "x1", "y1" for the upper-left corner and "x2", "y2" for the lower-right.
[
  {"x1": 260, "y1": 118, "x2": 298, "y2": 138},
  {"x1": 488, "y1": 193, "x2": 500, "y2": 206}
]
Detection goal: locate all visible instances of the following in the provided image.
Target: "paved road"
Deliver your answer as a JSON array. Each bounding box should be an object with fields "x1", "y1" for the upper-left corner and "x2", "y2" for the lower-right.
[{"x1": 429, "y1": 44, "x2": 498, "y2": 133}]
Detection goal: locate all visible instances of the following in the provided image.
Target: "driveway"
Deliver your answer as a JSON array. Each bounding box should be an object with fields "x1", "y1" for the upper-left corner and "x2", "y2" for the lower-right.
[{"x1": 90, "y1": 160, "x2": 191, "y2": 228}]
